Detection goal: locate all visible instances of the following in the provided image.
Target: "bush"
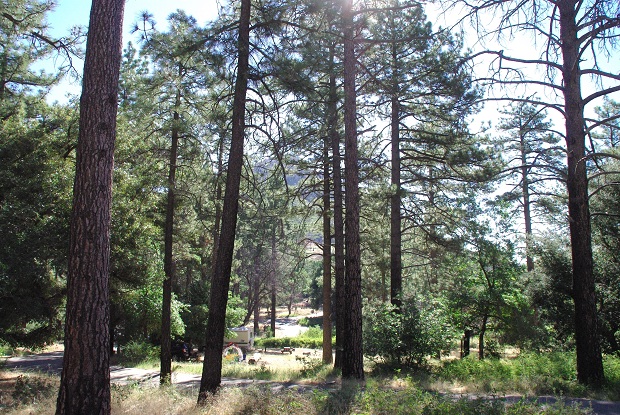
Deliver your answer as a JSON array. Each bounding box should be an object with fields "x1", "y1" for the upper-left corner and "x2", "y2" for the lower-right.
[
  {"x1": 298, "y1": 316, "x2": 323, "y2": 327},
  {"x1": 119, "y1": 340, "x2": 159, "y2": 364},
  {"x1": 300, "y1": 326, "x2": 323, "y2": 339},
  {"x1": 254, "y1": 336, "x2": 332, "y2": 349},
  {"x1": 0, "y1": 340, "x2": 14, "y2": 357},
  {"x1": 363, "y1": 298, "x2": 454, "y2": 366}
]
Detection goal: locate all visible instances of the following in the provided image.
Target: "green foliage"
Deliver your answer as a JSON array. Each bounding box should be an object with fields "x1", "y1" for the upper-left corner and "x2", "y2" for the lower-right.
[
  {"x1": 119, "y1": 340, "x2": 160, "y2": 365},
  {"x1": 0, "y1": 102, "x2": 75, "y2": 347},
  {"x1": 530, "y1": 239, "x2": 577, "y2": 349},
  {"x1": 298, "y1": 316, "x2": 323, "y2": 327},
  {"x1": 296, "y1": 355, "x2": 325, "y2": 378},
  {"x1": 0, "y1": 340, "x2": 14, "y2": 357},
  {"x1": 311, "y1": 380, "x2": 590, "y2": 415},
  {"x1": 300, "y1": 326, "x2": 324, "y2": 339},
  {"x1": 254, "y1": 335, "x2": 330, "y2": 349},
  {"x1": 0, "y1": 0, "x2": 81, "y2": 348},
  {"x1": 255, "y1": 325, "x2": 330, "y2": 349},
  {"x1": 118, "y1": 283, "x2": 187, "y2": 343},
  {"x1": 438, "y1": 352, "x2": 586, "y2": 396},
  {"x1": 363, "y1": 298, "x2": 454, "y2": 366}
]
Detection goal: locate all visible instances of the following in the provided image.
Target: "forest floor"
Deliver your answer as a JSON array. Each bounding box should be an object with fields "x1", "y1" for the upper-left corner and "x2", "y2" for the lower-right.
[
  {"x1": 2, "y1": 308, "x2": 620, "y2": 414},
  {"x1": 4, "y1": 349, "x2": 620, "y2": 414}
]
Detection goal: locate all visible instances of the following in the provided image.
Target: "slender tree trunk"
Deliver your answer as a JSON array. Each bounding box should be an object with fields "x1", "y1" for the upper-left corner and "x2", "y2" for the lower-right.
[
  {"x1": 270, "y1": 287, "x2": 276, "y2": 334},
  {"x1": 253, "y1": 300, "x2": 260, "y2": 335},
  {"x1": 520, "y1": 132, "x2": 534, "y2": 272},
  {"x1": 559, "y1": 0, "x2": 604, "y2": 387},
  {"x1": 160, "y1": 90, "x2": 181, "y2": 385},
  {"x1": 56, "y1": 1, "x2": 124, "y2": 413},
  {"x1": 270, "y1": 228, "x2": 277, "y2": 336},
  {"x1": 322, "y1": 120, "x2": 333, "y2": 364},
  {"x1": 478, "y1": 314, "x2": 487, "y2": 360},
  {"x1": 208, "y1": 134, "x2": 225, "y2": 282},
  {"x1": 390, "y1": 74, "x2": 402, "y2": 310},
  {"x1": 341, "y1": 0, "x2": 364, "y2": 380},
  {"x1": 197, "y1": 0, "x2": 250, "y2": 400},
  {"x1": 328, "y1": 44, "x2": 345, "y2": 370}
]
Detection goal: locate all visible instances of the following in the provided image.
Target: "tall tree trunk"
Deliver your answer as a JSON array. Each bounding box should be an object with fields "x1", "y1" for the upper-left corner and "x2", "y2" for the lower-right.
[
  {"x1": 322, "y1": 119, "x2": 333, "y2": 364},
  {"x1": 208, "y1": 134, "x2": 225, "y2": 282},
  {"x1": 270, "y1": 286, "x2": 276, "y2": 334},
  {"x1": 329, "y1": 44, "x2": 345, "y2": 370},
  {"x1": 559, "y1": 0, "x2": 604, "y2": 387},
  {"x1": 478, "y1": 314, "x2": 488, "y2": 360},
  {"x1": 389, "y1": 70, "x2": 402, "y2": 310},
  {"x1": 341, "y1": 0, "x2": 364, "y2": 380},
  {"x1": 56, "y1": 0, "x2": 124, "y2": 413},
  {"x1": 160, "y1": 90, "x2": 181, "y2": 385},
  {"x1": 197, "y1": 0, "x2": 250, "y2": 399},
  {"x1": 253, "y1": 299, "x2": 260, "y2": 335},
  {"x1": 270, "y1": 228, "x2": 277, "y2": 336},
  {"x1": 520, "y1": 131, "x2": 534, "y2": 272}
]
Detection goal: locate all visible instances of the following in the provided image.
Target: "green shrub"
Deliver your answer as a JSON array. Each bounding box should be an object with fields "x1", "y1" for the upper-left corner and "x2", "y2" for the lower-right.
[
  {"x1": 0, "y1": 340, "x2": 14, "y2": 357},
  {"x1": 363, "y1": 298, "x2": 454, "y2": 366},
  {"x1": 298, "y1": 316, "x2": 323, "y2": 327},
  {"x1": 300, "y1": 326, "x2": 323, "y2": 339},
  {"x1": 254, "y1": 335, "x2": 333, "y2": 349},
  {"x1": 119, "y1": 340, "x2": 159, "y2": 364}
]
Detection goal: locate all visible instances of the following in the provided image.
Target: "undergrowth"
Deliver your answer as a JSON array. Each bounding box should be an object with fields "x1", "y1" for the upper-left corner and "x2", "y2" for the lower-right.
[
  {"x1": 0, "y1": 377, "x2": 595, "y2": 414},
  {"x1": 433, "y1": 351, "x2": 620, "y2": 400}
]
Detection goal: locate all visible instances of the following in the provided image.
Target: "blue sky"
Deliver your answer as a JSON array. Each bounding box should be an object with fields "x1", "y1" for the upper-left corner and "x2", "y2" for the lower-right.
[
  {"x1": 47, "y1": 0, "x2": 220, "y2": 38},
  {"x1": 45, "y1": 0, "x2": 221, "y2": 101}
]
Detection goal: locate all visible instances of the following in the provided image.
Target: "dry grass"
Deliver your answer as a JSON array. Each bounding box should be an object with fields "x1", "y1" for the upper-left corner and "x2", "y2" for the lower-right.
[
  {"x1": 0, "y1": 371, "x2": 595, "y2": 415},
  {"x1": 0, "y1": 371, "x2": 59, "y2": 415}
]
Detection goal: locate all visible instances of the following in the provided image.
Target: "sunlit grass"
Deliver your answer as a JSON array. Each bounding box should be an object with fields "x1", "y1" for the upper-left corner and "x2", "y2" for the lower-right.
[
  {"x1": 1, "y1": 375, "x2": 595, "y2": 415},
  {"x1": 428, "y1": 351, "x2": 620, "y2": 400}
]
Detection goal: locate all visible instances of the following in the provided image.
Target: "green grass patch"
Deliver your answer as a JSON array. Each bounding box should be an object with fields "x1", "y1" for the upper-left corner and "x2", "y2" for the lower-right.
[{"x1": 435, "y1": 351, "x2": 620, "y2": 400}]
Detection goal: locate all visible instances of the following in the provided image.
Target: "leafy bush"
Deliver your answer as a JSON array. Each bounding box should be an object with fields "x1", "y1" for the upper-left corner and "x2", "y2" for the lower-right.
[
  {"x1": 296, "y1": 355, "x2": 325, "y2": 378},
  {"x1": 0, "y1": 340, "x2": 14, "y2": 357},
  {"x1": 298, "y1": 316, "x2": 323, "y2": 327},
  {"x1": 300, "y1": 325, "x2": 323, "y2": 339},
  {"x1": 254, "y1": 336, "x2": 332, "y2": 349},
  {"x1": 363, "y1": 298, "x2": 454, "y2": 366},
  {"x1": 119, "y1": 340, "x2": 159, "y2": 364}
]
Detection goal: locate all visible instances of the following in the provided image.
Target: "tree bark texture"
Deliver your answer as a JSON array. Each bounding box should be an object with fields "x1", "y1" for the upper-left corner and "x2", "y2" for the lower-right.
[
  {"x1": 390, "y1": 84, "x2": 402, "y2": 310},
  {"x1": 161, "y1": 92, "x2": 181, "y2": 385},
  {"x1": 208, "y1": 134, "x2": 225, "y2": 282},
  {"x1": 328, "y1": 43, "x2": 346, "y2": 370},
  {"x1": 270, "y1": 229, "x2": 277, "y2": 336},
  {"x1": 198, "y1": 0, "x2": 250, "y2": 399},
  {"x1": 322, "y1": 121, "x2": 333, "y2": 364},
  {"x1": 519, "y1": 129, "x2": 534, "y2": 272},
  {"x1": 558, "y1": 0, "x2": 604, "y2": 387},
  {"x1": 56, "y1": 0, "x2": 125, "y2": 413},
  {"x1": 341, "y1": 0, "x2": 364, "y2": 380}
]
